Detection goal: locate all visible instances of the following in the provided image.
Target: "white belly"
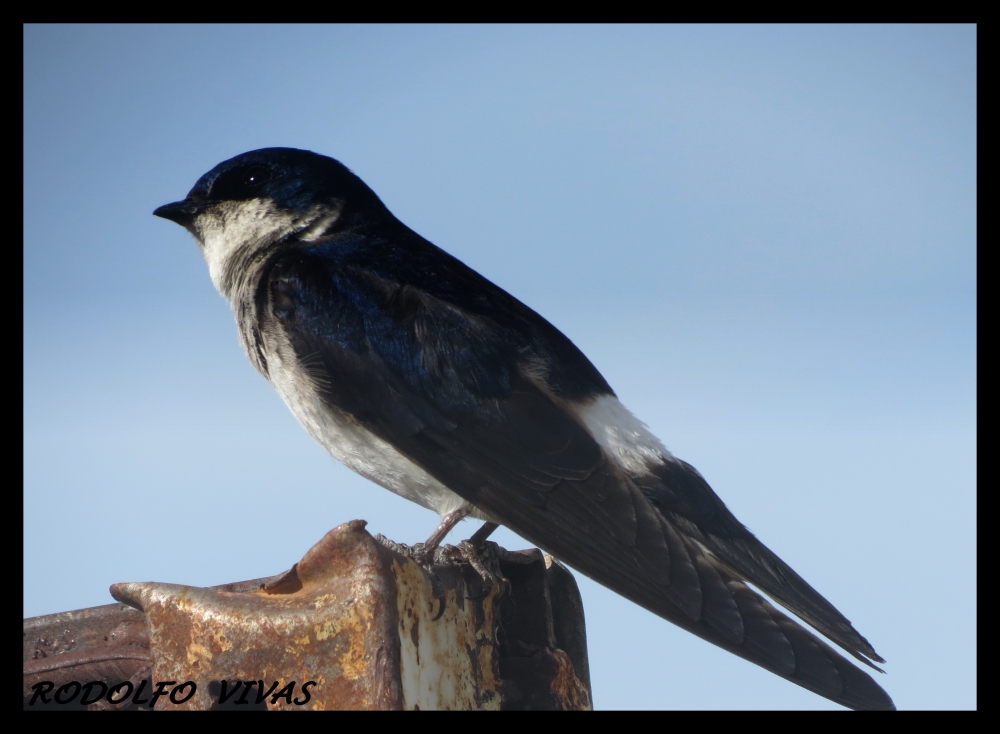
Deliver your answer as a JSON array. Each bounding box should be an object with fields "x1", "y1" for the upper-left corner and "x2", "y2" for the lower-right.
[{"x1": 265, "y1": 346, "x2": 473, "y2": 518}]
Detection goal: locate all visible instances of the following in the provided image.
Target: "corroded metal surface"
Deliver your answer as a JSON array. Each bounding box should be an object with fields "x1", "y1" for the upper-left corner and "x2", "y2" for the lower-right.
[
  {"x1": 24, "y1": 520, "x2": 591, "y2": 710},
  {"x1": 392, "y1": 554, "x2": 502, "y2": 710},
  {"x1": 23, "y1": 603, "x2": 152, "y2": 709},
  {"x1": 111, "y1": 520, "x2": 403, "y2": 710}
]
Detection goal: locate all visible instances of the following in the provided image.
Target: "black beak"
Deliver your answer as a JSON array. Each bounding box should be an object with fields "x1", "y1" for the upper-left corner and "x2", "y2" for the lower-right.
[{"x1": 153, "y1": 199, "x2": 205, "y2": 227}]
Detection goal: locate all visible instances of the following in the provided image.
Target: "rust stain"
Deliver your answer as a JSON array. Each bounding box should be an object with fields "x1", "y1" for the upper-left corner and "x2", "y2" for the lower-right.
[
  {"x1": 548, "y1": 649, "x2": 593, "y2": 711},
  {"x1": 392, "y1": 556, "x2": 503, "y2": 710},
  {"x1": 27, "y1": 520, "x2": 591, "y2": 711}
]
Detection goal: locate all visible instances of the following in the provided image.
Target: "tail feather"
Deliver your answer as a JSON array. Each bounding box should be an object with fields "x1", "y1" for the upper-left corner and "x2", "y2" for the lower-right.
[
  {"x1": 524, "y1": 469, "x2": 897, "y2": 709},
  {"x1": 657, "y1": 531, "x2": 895, "y2": 710},
  {"x1": 646, "y1": 458, "x2": 886, "y2": 669}
]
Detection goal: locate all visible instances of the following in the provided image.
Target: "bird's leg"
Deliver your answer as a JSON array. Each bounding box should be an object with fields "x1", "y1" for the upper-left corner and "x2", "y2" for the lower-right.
[
  {"x1": 393, "y1": 505, "x2": 475, "y2": 572},
  {"x1": 469, "y1": 521, "x2": 499, "y2": 545},
  {"x1": 376, "y1": 506, "x2": 473, "y2": 569},
  {"x1": 381, "y1": 507, "x2": 473, "y2": 622},
  {"x1": 418, "y1": 506, "x2": 473, "y2": 560},
  {"x1": 378, "y1": 511, "x2": 508, "y2": 610}
]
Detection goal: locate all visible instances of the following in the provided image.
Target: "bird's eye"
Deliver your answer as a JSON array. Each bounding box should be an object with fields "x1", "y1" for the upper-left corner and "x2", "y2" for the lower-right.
[
  {"x1": 209, "y1": 164, "x2": 274, "y2": 200},
  {"x1": 242, "y1": 166, "x2": 272, "y2": 187}
]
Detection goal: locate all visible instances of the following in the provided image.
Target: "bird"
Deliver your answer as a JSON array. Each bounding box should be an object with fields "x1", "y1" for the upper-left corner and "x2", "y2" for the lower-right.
[{"x1": 154, "y1": 147, "x2": 894, "y2": 710}]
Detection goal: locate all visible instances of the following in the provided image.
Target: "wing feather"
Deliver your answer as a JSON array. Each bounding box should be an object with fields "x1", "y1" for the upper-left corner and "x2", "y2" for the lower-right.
[{"x1": 645, "y1": 459, "x2": 886, "y2": 668}]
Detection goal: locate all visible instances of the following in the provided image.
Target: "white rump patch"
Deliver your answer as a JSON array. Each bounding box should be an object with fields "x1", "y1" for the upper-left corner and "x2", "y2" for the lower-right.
[{"x1": 579, "y1": 395, "x2": 675, "y2": 475}]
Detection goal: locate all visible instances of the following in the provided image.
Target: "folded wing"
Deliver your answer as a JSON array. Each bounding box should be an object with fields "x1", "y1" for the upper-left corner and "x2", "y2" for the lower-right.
[{"x1": 262, "y1": 248, "x2": 894, "y2": 710}]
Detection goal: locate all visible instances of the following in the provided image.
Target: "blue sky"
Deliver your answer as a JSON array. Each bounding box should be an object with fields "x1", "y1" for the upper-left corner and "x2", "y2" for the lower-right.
[{"x1": 24, "y1": 25, "x2": 975, "y2": 709}]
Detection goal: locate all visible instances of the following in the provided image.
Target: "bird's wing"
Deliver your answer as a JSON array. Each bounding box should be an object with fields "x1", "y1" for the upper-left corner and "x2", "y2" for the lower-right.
[
  {"x1": 636, "y1": 459, "x2": 887, "y2": 669},
  {"x1": 264, "y1": 251, "x2": 894, "y2": 710}
]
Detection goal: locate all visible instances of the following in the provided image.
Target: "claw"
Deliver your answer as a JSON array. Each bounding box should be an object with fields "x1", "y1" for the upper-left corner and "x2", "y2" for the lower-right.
[
  {"x1": 373, "y1": 515, "x2": 508, "y2": 620},
  {"x1": 457, "y1": 540, "x2": 511, "y2": 601}
]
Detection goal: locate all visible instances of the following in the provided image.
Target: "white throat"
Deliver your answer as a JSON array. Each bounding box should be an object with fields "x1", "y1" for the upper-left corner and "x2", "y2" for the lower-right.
[{"x1": 192, "y1": 198, "x2": 342, "y2": 295}]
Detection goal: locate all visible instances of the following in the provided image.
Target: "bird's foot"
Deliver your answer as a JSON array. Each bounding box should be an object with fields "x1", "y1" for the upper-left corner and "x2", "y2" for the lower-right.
[
  {"x1": 459, "y1": 521, "x2": 510, "y2": 599},
  {"x1": 452, "y1": 539, "x2": 511, "y2": 601},
  {"x1": 374, "y1": 521, "x2": 509, "y2": 611},
  {"x1": 375, "y1": 506, "x2": 481, "y2": 578}
]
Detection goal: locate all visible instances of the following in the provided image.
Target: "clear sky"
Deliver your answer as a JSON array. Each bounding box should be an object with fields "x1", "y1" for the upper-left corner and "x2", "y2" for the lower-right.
[{"x1": 24, "y1": 24, "x2": 975, "y2": 710}]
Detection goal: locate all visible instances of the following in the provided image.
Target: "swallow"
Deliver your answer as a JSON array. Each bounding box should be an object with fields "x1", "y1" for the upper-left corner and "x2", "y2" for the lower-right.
[{"x1": 154, "y1": 147, "x2": 894, "y2": 710}]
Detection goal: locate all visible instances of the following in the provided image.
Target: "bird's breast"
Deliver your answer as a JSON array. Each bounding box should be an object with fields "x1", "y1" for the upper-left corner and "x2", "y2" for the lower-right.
[{"x1": 259, "y1": 331, "x2": 474, "y2": 518}]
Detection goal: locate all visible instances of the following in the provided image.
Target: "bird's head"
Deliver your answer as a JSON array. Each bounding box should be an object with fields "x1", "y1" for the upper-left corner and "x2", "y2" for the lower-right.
[{"x1": 154, "y1": 147, "x2": 386, "y2": 294}]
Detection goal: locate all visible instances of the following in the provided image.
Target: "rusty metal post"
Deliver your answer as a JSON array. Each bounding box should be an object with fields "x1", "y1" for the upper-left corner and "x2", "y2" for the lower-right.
[{"x1": 24, "y1": 520, "x2": 592, "y2": 710}]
